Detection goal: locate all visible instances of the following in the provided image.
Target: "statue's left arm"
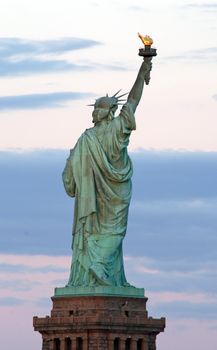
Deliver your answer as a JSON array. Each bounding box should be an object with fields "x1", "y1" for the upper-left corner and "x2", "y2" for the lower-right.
[
  {"x1": 127, "y1": 57, "x2": 152, "y2": 113},
  {"x1": 62, "y1": 149, "x2": 76, "y2": 197}
]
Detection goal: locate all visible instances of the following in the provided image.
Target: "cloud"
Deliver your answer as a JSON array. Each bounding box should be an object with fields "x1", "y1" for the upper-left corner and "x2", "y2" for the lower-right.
[
  {"x1": 0, "y1": 252, "x2": 216, "y2": 324},
  {"x1": 1, "y1": 252, "x2": 217, "y2": 323},
  {"x1": 166, "y1": 47, "x2": 217, "y2": 63},
  {"x1": 0, "y1": 58, "x2": 127, "y2": 77},
  {"x1": 0, "y1": 37, "x2": 101, "y2": 59},
  {"x1": 132, "y1": 150, "x2": 217, "y2": 200},
  {"x1": 0, "y1": 58, "x2": 95, "y2": 77},
  {"x1": 0, "y1": 297, "x2": 25, "y2": 306},
  {"x1": 0, "y1": 254, "x2": 69, "y2": 307},
  {"x1": 0, "y1": 253, "x2": 70, "y2": 267},
  {"x1": 132, "y1": 198, "x2": 217, "y2": 215},
  {"x1": 0, "y1": 279, "x2": 40, "y2": 291},
  {"x1": 149, "y1": 291, "x2": 216, "y2": 304},
  {"x1": 0, "y1": 37, "x2": 128, "y2": 76},
  {"x1": 1, "y1": 149, "x2": 217, "y2": 260},
  {"x1": 124, "y1": 254, "x2": 217, "y2": 295},
  {"x1": 0, "y1": 91, "x2": 93, "y2": 111},
  {"x1": 35, "y1": 297, "x2": 51, "y2": 308},
  {"x1": 98, "y1": 63, "x2": 129, "y2": 71},
  {"x1": 212, "y1": 94, "x2": 217, "y2": 101},
  {"x1": 152, "y1": 300, "x2": 217, "y2": 320},
  {"x1": 128, "y1": 5, "x2": 148, "y2": 12},
  {"x1": 184, "y1": 3, "x2": 217, "y2": 10},
  {"x1": 0, "y1": 263, "x2": 68, "y2": 273}
]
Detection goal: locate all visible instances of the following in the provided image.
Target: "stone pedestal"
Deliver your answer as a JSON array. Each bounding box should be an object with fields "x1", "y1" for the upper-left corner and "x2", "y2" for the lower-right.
[{"x1": 33, "y1": 293, "x2": 165, "y2": 350}]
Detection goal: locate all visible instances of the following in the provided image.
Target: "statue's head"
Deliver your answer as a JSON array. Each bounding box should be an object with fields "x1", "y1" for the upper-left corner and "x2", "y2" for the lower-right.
[
  {"x1": 92, "y1": 95, "x2": 118, "y2": 124},
  {"x1": 89, "y1": 91, "x2": 128, "y2": 124}
]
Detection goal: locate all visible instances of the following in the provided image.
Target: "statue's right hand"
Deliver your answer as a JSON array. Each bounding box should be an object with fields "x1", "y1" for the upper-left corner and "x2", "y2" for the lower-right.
[
  {"x1": 143, "y1": 57, "x2": 152, "y2": 62},
  {"x1": 143, "y1": 57, "x2": 152, "y2": 68},
  {"x1": 143, "y1": 59, "x2": 152, "y2": 73},
  {"x1": 143, "y1": 60, "x2": 152, "y2": 85}
]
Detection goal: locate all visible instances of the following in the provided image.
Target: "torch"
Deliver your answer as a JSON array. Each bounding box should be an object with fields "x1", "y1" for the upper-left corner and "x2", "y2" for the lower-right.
[{"x1": 138, "y1": 33, "x2": 157, "y2": 57}]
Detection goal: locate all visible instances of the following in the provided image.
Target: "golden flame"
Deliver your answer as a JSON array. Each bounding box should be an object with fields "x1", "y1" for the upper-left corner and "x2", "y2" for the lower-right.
[{"x1": 138, "y1": 33, "x2": 153, "y2": 46}]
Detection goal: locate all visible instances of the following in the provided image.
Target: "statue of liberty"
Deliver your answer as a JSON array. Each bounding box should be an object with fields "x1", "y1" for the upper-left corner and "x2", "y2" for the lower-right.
[{"x1": 62, "y1": 36, "x2": 154, "y2": 288}]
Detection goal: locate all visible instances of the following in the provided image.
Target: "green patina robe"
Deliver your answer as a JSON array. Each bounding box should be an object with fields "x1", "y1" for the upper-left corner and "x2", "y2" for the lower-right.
[{"x1": 62, "y1": 103, "x2": 136, "y2": 286}]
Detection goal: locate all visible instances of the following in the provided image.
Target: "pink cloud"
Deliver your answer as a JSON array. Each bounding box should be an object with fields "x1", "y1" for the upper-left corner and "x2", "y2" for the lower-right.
[
  {"x1": 158, "y1": 319, "x2": 217, "y2": 350},
  {"x1": 148, "y1": 291, "x2": 217, "y2": 304},
  {"x1": 1, "y1": 254, "x2": 217, "y2": 350}
]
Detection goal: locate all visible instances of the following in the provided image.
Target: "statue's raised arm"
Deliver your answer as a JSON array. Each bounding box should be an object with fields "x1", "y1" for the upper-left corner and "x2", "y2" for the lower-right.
[
  {"x1": 127, "y1": 58, "x2": 152, "y2": 113},
  {"x1": 127, "y1": 33, "x2": 157, "y2": 113}
]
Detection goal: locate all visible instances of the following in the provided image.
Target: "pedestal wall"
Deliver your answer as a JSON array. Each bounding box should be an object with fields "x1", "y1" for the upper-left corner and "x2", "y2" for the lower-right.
[{"x1": 34, "y1": 295, "x2": 165, "y2": 350}]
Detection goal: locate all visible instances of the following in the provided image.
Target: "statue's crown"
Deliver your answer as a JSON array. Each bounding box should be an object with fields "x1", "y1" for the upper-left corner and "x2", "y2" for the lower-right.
[{"x1": 88, "y1": 90, "x2": 128, "y2": 109}]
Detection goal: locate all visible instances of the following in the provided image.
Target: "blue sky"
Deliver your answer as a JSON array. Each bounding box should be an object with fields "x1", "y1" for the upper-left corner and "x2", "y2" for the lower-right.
[{"x1": 0, "y1": 0, "x2": 217, "y2": 349}]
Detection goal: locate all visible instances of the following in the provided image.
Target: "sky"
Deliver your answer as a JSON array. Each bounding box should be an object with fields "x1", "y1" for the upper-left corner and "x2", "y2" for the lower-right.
[{"x1": 0, "y1": 0, "x2": 217, "y2": 349}]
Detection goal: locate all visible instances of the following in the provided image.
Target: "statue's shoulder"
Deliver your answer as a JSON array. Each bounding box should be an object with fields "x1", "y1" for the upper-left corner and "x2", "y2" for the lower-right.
[
  {"x1": 119, "y1": 102, "x2": 134, "y2": 115},
  {"x1": 76, "y1": 127, "x2": 94, "y2": 140},
  {"x1": 85, "y1": 126, "x2": 95, "y2": 132},
  {"x1": 77, "y1": 127, "x2": 96, "y2": 143},
  {"x1": 83, "y1": 126, "x2": 95, "y2": 136}
]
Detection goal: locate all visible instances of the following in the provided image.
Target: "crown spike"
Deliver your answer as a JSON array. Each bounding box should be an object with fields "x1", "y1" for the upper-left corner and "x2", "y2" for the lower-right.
[
  {"x1": 117, "y1": 92, "x2": 129, "y2": 99},
  {"x1": 112, "y1": 89, "x2": 122, "y2": 98}
]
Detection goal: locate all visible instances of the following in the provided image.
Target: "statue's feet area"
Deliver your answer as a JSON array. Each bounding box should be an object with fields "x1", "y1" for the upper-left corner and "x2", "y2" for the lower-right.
[
  {"x1": 89, "y1": 265, "x2": 113, "y2": 286},
  {"x1": 55, "y1": 285, "x2": 144, "y2": 298}
]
